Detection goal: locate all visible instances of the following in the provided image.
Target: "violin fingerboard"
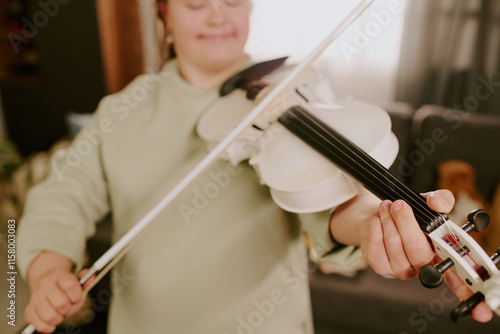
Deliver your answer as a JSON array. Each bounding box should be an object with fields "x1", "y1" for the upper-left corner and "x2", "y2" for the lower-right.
[{"x1": 279, "y1": 105, "x2": 446, "y2": 233}]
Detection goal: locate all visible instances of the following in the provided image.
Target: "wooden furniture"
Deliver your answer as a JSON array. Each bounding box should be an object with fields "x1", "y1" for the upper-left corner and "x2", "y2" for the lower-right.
[{"x1": 95, "y1": 0, "x2": 145, "y2": 94}]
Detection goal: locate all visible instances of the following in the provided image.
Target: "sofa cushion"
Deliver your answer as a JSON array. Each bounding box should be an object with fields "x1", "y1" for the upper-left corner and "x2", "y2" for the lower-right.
[{"x1": 407, "y1": 105, "x2": 500, "y2": 201}]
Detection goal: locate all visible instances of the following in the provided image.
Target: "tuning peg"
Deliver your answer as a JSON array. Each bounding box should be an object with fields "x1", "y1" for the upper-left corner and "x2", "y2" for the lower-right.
[
  {"x1": 462, "y1": 209, "x2": 490, "y2": 233},
  {"x1": 419, "y1": 258, "x2": 454, "y2": 288},
  {"x1": 450, "y1": 292, "x2": 485, "y2": 322}
]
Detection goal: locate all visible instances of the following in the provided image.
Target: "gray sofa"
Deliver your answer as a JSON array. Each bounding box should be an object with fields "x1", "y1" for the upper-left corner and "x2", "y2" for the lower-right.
[{"x1": 309, "y1": 103, "x2": 500, "y2": 333}]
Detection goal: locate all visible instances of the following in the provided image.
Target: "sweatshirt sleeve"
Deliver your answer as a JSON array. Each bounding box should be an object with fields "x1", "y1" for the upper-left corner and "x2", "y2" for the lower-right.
[
  {"x1": 299, "y1": 210, "x2": 362, "y2": 267},
  {"x1": 17, "y1": 106, "x2": 111, "y2": 280}
]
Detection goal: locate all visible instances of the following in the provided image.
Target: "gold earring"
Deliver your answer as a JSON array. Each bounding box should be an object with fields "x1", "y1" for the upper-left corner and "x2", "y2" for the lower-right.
[{"x1": 166, "y1": 31, "x2": 174, "y2": 44}]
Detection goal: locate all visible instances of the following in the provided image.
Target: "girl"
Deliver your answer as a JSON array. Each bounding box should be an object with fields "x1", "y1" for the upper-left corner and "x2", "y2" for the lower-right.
[{"x1": 18, "y1": 1, "x2": 492, "y2": 333}]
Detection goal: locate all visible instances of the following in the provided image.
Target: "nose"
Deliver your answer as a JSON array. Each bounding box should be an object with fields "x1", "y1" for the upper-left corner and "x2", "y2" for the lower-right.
[{"x1": 206, "y1": 0, "x2": 226, "y2": 25}]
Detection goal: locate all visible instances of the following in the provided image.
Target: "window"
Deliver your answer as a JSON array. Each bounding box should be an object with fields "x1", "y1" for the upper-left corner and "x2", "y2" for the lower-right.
[{"x1": 245, "y1": 0, "x2": 407, "y2": 102}]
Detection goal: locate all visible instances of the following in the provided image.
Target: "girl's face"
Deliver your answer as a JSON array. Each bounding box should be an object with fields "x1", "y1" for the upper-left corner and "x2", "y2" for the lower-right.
[{"x1": 165, "y1": 0, "x2": 251, "y2": 71}]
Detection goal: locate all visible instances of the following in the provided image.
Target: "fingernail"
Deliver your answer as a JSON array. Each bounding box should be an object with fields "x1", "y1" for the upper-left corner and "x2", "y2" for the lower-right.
[
  {"x1": 379, "y1": 200, "x2": 391, "y2": 210},
  {"x1": 391, "y1": 200, "x2": 404, "y2": 211},
  {"x1": 429, "y1": 192, "x2": 446, "y2": 207}
]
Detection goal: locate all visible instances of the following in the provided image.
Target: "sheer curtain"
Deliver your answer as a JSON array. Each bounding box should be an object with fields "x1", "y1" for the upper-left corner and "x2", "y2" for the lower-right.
[{"x1": 396, "y1": 0, "x2": 500, "y2": 114}]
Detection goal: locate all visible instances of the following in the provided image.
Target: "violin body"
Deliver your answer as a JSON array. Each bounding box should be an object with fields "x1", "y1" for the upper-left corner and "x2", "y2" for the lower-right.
[
  {"x1": 250, "y1": 100, "x2": 398, "y2": 213},
  {"x1": 197, "y1": 64, "x2": 337, "y2": 164},
  {"x1": 197, "y1": 64, "x2": 399, "y2": 213}
]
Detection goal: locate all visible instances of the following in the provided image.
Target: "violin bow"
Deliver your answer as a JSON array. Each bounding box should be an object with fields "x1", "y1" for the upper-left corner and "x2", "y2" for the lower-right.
[{"x1": 19, "y1": 1, "x2": 375, "y2": 333}]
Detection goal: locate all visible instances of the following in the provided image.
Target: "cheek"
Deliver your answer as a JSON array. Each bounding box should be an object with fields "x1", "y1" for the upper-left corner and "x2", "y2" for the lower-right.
[
  {"x1": 232, "y1": 15, "x2": 250, "y2": 41},
  {"x1": 173, "y1": 19, "x2": 199, "y2": 40},
  {"x1": 168, "y1": 9, "x2": 203, "y2": 40}
]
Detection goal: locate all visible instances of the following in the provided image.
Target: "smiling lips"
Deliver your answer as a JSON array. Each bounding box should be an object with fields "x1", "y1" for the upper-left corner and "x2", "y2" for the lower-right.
[{"x1": 199, "y1": 33, "x2": 235, "y2": 42}]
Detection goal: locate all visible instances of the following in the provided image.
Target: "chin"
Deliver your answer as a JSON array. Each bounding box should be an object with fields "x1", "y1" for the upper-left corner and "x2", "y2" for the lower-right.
[{"x1": 203, "y1": 51, "x2": 246, "y2": 69}]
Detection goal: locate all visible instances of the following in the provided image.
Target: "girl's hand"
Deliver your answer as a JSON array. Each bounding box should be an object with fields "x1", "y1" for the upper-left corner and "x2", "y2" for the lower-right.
[
  {"x1": 24, "y1": 251, "x2": 89, "y2": 333},
  {"x1": 359, "y1": 190, "x2": 493, "y2": 322}
]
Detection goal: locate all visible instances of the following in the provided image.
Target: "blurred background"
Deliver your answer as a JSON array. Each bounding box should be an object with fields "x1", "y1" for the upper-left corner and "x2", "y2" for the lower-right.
[
  {"x1": 1, "y1": 1, "x2": 500, "y2": 334},
  {"x1": 0, "y1": 0, "x2": 499, "y2": 156}
]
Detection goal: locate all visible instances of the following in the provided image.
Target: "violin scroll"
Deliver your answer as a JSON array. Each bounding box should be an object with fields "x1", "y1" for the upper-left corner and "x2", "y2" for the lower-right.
[
  {"x1": 419, "y1": 209, "x2": 491, "y2": 288},
  {"x1": 416, "y1": 210, "x2": 500, "y2": 320}
]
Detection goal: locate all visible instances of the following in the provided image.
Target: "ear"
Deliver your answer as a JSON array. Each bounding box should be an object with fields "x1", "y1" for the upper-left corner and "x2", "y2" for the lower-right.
[{"x1": 158, "y1": 1, "x2": 169, "y2": 28}]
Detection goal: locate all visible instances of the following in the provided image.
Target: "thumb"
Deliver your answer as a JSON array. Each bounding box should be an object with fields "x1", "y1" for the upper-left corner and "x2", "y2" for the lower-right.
[
  {"x1": 78, "y1": 268, "x2": 97, "y2": 291},
  {"x1": 423, "y1": 189, "x2": 455, "y2": 213}
]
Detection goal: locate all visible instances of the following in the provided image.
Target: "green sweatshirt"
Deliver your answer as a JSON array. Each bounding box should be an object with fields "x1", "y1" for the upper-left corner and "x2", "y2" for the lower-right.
[{"x1": 17, "y1": 59, "x2": 361, "y2": 334}]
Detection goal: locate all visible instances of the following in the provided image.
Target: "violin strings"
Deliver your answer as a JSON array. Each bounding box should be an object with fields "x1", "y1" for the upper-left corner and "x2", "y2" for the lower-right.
[
  {"x1": 296, "y1": 108, "x2": 461, "y2": 241},
  {"x1": 279, "y1": 106, "x2": 440, "y2": 226},
  {"x1": 278, "y1": 105, "x2": 484, "y2": 276},
  {"x1": 293, "y1": 107, "x2": 434, "y2": 221},
  {"x1": 281, "y1": 106, "x2": 471, "y2": 257}
]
